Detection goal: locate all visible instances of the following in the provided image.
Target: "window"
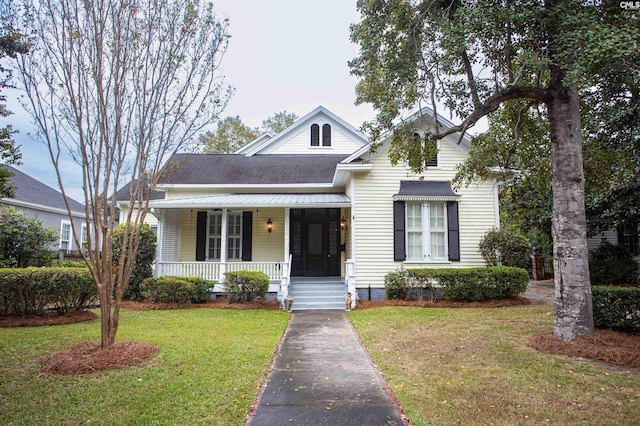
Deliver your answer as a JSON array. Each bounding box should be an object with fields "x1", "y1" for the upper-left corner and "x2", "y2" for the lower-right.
[
  {"x1": 411, "y1": 133, "x2": 438, "y2": 167},
  {"x1": 618, "y1": 221, "x2": 640, "y2": 256},
  {"x1": 310, "y1": 124, "x2": 320, "y2": 146},
  {"x1": 322, "y1": 124, "x2": 331, "y2": 146},
  {"x1": 80, "y1": 224, "x2": 88, "y2": 251},
  {"x1": 60, "y1": 220, "x2": 71, "y2": 250},
  {"x1": 207, "y1": 212, "x2": 242, "y2": 261},
  {"x1": 405, "y1": 202, "x2": 447, "y2": 261}
]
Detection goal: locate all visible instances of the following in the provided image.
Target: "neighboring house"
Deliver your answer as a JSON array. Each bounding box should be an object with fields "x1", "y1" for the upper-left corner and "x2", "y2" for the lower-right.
[
  {"x1": 0, "y1": 165, "x2": 88, "y2": 252},
  {"x1": 588, "y1": 224, "x2": 640, "y2": 257},
  {"x1": 118, "y1": 106, "x2": 500, "y2": 309}
]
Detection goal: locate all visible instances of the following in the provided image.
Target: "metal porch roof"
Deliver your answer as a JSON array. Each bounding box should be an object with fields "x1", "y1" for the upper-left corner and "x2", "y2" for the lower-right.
[{"x1": 148, "y1": 193, "x2": 351, "y2": 209}]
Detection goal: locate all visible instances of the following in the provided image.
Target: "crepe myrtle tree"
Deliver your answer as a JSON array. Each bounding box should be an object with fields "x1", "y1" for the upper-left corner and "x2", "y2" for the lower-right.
[
  {"x1": 350, "y1": 0, "x2": 640, "y2": 341},
  {"x1": 15, "y1": 0, "x2": 232, "y2": 347}
]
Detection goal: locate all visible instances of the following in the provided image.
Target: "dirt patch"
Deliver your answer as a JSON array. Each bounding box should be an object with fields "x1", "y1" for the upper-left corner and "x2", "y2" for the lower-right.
[
  {"x1": 0, "y1": 310, "x2": 97, "y2": 327},
  {"x1": 529, "y1": 330, "x2": 640, "y2": 370},
  {"x1": 120, "y1": 299, "x2": 280, "y2": 311},
  {"x1": 40, "y1": 341, "x2": 159, "y2": 375},
  {"x1": 356, "y1": 296, "x2": 532, "y2": 309}
]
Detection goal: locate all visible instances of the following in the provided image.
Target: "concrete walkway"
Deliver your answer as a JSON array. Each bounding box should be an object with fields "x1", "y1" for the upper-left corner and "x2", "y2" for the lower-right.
[{"x1": 247, "y1": 310, "x2": 407, "y2": 426}]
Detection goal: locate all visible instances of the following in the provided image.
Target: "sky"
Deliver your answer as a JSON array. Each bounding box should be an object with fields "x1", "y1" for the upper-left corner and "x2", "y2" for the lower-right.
[{"x1": 1, "y1": 0, "x2": 378, "y2": 202}]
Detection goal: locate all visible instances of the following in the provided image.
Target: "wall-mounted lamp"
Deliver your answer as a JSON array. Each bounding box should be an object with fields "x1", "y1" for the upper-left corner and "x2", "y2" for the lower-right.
[
  {"x1": 267, "y1": 218, "x2": 273, "y2": 233},
  {"x1": 340, "y1": 216, "x2": 347, "y2": 231}
]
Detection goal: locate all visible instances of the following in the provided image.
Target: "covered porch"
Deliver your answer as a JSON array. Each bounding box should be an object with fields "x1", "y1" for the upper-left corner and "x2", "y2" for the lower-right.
[{"x1": 149, "y1": 193, "x2": 357, "y2": 306}]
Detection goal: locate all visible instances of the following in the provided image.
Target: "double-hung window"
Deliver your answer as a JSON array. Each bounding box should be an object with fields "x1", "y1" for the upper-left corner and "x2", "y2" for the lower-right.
[
  {"x1": 207, "y1": 211, "x2": 242, "y2": 261},
  {"x1": 405, "y1": 202, "x2": 447, "y2": 261},
  {"x1": 60, "y1": 220, "x2": 71, "y2": 250}
]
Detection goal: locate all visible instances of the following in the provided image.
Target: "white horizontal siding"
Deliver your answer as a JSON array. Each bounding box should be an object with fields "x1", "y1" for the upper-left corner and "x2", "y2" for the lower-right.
[
  {"x1": 587, "y1": 230, "x2": 618, "y2": 251},
  {"x1": 267, "y1": 126, "x2": 363, "y2": 154},
  {"x1": 352, "y1": 137, "x2": 496, "y2": 289}
]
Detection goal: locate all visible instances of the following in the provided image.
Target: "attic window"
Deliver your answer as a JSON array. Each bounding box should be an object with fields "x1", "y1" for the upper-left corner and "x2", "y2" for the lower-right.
[
  {"x1": 310, "y1": 124, "x2": 320, "y2": 146},
  {"x1": 322, "y1": 124, "x2": 331, "y2": 146},
  {"x1": 412, "y1": 132, "x2": 438, "y2": 167}
]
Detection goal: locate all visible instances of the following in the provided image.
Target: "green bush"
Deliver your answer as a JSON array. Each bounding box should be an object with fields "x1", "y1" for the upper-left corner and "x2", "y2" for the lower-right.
[
  {"x1": 479, "y1": 227, "x2": 531, "y2": 270},
  {"x1": 0, "y1": 207, "x2": 57, "y2": 268},
  {"x1": 592, "y1": 286, "x2": 640, "y2": 332},
  {"x1": 408, "y1": 267, "x2": 529, "y2": 301},
  {"x1": 140, "y1": 276, "x2": 212, "y2": 303},
  {"x1": 589, "y1": 242, "x2": 638, "y2": 285},
  {"x1": 0, "y1": 267, "x2": 97, "y2": 316},
  {"x1": 384, "y1": 267, "x2": 409, "y2": 300},
  {"x1": 223, "y1": 271, "x2": 269, "y2": 303},
  {"x1": 112, "y1": 223, "x2": 156, "y2": 301}
]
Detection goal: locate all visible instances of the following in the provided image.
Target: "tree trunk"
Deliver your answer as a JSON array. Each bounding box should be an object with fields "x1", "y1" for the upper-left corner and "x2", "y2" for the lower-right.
[{"x1": 547, "y1": 76, "x2": 594, "y2": 341}]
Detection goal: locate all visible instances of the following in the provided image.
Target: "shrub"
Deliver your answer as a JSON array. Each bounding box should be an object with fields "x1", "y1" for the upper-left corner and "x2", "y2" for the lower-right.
[
  {"x1": 0, "y1": 267, "x2": 97, "y2": 315},
  {"x1": 223, "y1": 271, "x2": 269, "y2": 303},
  {"x1": 592, "y1": 286, "x2": 640, "y2": 332},
  {"x1": 408, "y1": 267, "x2": 529, "y2": 301},
  {"x1": 479, "y1": 227, "x2": 531, "y2": 270},
  {"x1": 384, "y1": 267, "x2": 409, "y2": 300},
  {"x1": 112, "y1": 223, "x2": 156, "y2": 301},
  {"x1": 589, "y1": 242, "x2": 638, "y2": 285},
  {"x1": 140, "y1": 276, "x2": 212, "y2": 303},
  {"x1": 0, "y1": 207, "x2": 57, "y2": 268}
]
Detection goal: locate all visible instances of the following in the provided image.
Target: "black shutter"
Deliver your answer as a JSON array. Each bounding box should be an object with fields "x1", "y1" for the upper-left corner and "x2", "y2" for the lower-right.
[
  {"x1": 195, "y1": 211, "x2": 207, "y2": 261},
  {"x1": 242, "y1": 211, "x2": 252, "y2": 261},
  {"x1": 447, "y1": 201, "x2": 460, "y2": 261},
  {"x1": 393, "y1": 201, "x2": 406, "y2": 261}
]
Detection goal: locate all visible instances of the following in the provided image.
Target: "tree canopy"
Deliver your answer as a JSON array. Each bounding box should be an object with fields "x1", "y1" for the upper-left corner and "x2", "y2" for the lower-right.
[
  {"x1": 199, "y1": 111, "x2": 298, "y2": 153},
  {"x1": 350, "y1": 0, "x2": 640, "y2": 341}
]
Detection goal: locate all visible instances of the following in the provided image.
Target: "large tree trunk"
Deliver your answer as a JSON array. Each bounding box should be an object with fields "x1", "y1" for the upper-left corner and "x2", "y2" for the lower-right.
[{"x1": 547, "y1": 75, "x2": 594, "y2": 341}]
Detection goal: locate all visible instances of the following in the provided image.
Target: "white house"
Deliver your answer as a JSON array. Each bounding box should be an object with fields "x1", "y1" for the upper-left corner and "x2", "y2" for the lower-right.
[{"x1": 118, "y1": 106, "x2": 500, "y2": 309}]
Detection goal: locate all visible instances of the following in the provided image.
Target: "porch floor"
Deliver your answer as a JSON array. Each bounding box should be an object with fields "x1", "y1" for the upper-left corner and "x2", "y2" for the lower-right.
[{"x1": 288, "y1": 277, "x2": 346, "y2": 311}]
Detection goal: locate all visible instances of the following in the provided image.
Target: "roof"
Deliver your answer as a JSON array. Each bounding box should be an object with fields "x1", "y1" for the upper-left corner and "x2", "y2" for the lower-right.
[
  {"x1": 116, "y1": 179, "x2": 166, "y2": 202},
  {"x1": 393, "y1": 180, "x2": 460, "y2": 202},
  {"x1": 147, "y1": 193, "x2": 351, "y2": 209},
  {"x1": 0, "y1": 165, "x2": 85, "y2": 213},
  {"x1": 157, "y1": 154, "x2": 349, "y2": 186}
]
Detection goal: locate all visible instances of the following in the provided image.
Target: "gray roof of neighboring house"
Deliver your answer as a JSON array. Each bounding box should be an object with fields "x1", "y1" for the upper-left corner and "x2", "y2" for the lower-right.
[
  {"x1": 157, "y1": 154, "x2": 350, "y2": 186},
  {"x1": 1, "y1": 165, "x2": 85, "y2": 212},
  {"x1": 115, "y1": 179, "x2": 166, "y2": 202}
]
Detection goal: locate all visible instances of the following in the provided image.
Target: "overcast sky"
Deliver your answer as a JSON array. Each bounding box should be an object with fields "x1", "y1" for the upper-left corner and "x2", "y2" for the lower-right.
[{"x1": 2, "y1": 0, "x2": 378, "y2": 202}]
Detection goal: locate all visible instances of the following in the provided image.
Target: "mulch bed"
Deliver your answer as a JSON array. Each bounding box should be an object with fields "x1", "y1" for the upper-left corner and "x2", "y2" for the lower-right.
[
  {"x1": 0, "y1": 310, "x2": 97, "y2": 327},
  {"x1": 529, "y1": 330, "x2": 640, "y2": 370},
  {"x1": 356, "y1": 296, "x2": 531, "y2": 309},
  {"x1": 120, "y1": 299, "x2": 280, "y2": 311},
  {"x1": 39, "y1": 341, "x2": 159, "y2": 375}
]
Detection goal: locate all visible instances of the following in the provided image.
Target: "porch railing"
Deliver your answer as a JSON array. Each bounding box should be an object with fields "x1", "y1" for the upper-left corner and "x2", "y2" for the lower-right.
[{"x1": 156, "y1": 261, "x2": 288, "y2": 282}]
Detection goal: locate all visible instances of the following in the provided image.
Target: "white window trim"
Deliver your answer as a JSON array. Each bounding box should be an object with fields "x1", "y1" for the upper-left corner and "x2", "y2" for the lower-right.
[
  {"x1": 59, "y1": 220, "x2": 72, "y2": 250},
  {"x1": 405, "y1": 201, "x2": 448, "y2": 262},
  {"x1": 206, "y1": 211, "x2": 243, "y2": 262},
  {"x1": 80, "y1": 223, "x2": 88, "y2": 251}
]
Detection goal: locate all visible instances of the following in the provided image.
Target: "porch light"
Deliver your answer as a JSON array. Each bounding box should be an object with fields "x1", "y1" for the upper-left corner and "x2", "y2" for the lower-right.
[
  {"x1": 340, "y1": 217, "x2": 347, "y2": 231},
  {"x1": 267, "y1": 218, "x2": 273, "y2": 233}
]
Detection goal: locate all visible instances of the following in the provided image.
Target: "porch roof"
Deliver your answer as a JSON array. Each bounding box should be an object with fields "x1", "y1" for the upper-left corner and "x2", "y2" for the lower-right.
[{"x1": 148, "y1": 193, "x2": 352, "y2": 209}]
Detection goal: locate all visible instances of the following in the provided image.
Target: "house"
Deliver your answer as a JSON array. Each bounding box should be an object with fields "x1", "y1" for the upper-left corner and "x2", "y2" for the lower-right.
[
  {"x1": 0, "y1": 165, "x2": 87, "y2": 252},
  {"x1": 118, "y1": 106, "x2": 500, "y2": 309}
]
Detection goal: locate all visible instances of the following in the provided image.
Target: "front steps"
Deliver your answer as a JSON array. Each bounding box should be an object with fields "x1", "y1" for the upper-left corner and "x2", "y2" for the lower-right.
[{"x1": 288, "y1": 277, "x2": 347, "y2": 311}]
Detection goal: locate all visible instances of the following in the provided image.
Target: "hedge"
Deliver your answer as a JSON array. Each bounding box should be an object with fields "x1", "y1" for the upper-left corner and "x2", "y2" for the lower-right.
[
  {"x1": 140, "y1": 276, "x2": 212, "y2": 303},
  {"x1": 223, "y1": 271, "x2": 269, "y2": 303},
  {"x1": 0, "y1": 267, "x2": 97, "y2": 316},
  {"x1": 592, "y1": 286, "x2": 640, "y2": 332},
  {"x1": 406, "y1": 266, "x2": 529, "y2": 301}
]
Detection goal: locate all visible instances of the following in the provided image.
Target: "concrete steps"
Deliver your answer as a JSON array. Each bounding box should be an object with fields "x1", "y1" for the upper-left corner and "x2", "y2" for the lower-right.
[{"x1": 288, "y1": 277, "x2": 346, "y2": 311}]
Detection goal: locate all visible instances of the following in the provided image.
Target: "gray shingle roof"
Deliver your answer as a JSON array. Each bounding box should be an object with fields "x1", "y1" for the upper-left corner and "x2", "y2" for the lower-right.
[
  {"x1": 158, "y1": 154, "x2": 349, "y2": 185},
  {"x1": 1, "y1": 165, "x2": 85, "y2": 212}
]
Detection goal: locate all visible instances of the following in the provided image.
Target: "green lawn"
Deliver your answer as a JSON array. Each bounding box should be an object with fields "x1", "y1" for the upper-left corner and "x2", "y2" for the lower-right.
[
  {"x1": 0, "y1": 308, "x2": 289, "y2": 425},
  {"x1": 349, "y1": 305, "x2": 640, "y2": 426}
]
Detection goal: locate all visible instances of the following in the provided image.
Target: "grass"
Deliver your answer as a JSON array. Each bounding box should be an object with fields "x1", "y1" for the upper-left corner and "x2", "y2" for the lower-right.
[
  {"x1": 349, "y1": 305, "x2": 640, "y2": 426},
  {"x1": 0, "y1": 308, "x2": 289, "y2": 425}
]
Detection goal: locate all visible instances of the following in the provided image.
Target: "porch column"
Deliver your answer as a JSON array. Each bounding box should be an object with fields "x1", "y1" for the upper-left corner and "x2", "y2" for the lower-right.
[
  {"x1": 154, "y1": 209, "x2": 165, "y2": 278},
  {"x1": 284, "y1": 207, "x2": 290, "y2": 262},
  {"x1": 220, "y1": 208, "x2": 227, "y2": 279}
]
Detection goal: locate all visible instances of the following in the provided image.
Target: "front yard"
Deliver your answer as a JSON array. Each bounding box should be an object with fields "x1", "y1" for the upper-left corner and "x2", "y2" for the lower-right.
[{"x1": 349, "y1": 305, "x2": 640, "y2": 426}]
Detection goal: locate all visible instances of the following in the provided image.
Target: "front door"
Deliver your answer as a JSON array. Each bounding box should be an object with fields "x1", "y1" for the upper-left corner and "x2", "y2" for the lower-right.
[{"x1": 291, "y1": 208, "x2": 341, "y2": 277}]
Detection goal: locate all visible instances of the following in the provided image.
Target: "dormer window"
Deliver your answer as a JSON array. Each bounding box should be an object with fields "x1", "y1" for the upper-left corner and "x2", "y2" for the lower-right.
[
  {"x1": 310, "y1": 124, "x2": 320, "y2": 146},
  {"x1": 322, "y1": 124, "x2": 331, "y2": 146},
  {"x1": 310, "y1": 123, "x2": 331, "y2": 147}
]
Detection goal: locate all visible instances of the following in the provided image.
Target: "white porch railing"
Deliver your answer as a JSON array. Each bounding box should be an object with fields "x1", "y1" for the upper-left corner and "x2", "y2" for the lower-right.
[{"x1": 156, "y1": 261, "x2": 288, "y2": 282}]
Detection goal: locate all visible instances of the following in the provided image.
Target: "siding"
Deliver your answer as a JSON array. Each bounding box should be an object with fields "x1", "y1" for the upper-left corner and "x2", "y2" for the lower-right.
[
  {"x1": 266, "y1": 126, "x2": 363, "y2": 154},
  {"x1": 352, "y1": 135, "x2": 497, "y2": 288},
  {"x1": 587, "y1": 230, "x2": 618, "y2": 251}
]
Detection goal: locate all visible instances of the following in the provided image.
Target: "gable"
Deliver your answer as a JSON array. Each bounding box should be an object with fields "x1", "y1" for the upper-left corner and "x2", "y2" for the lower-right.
[{"x1": 239, "y1": 106, "x2": 368, "y2": 156}]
